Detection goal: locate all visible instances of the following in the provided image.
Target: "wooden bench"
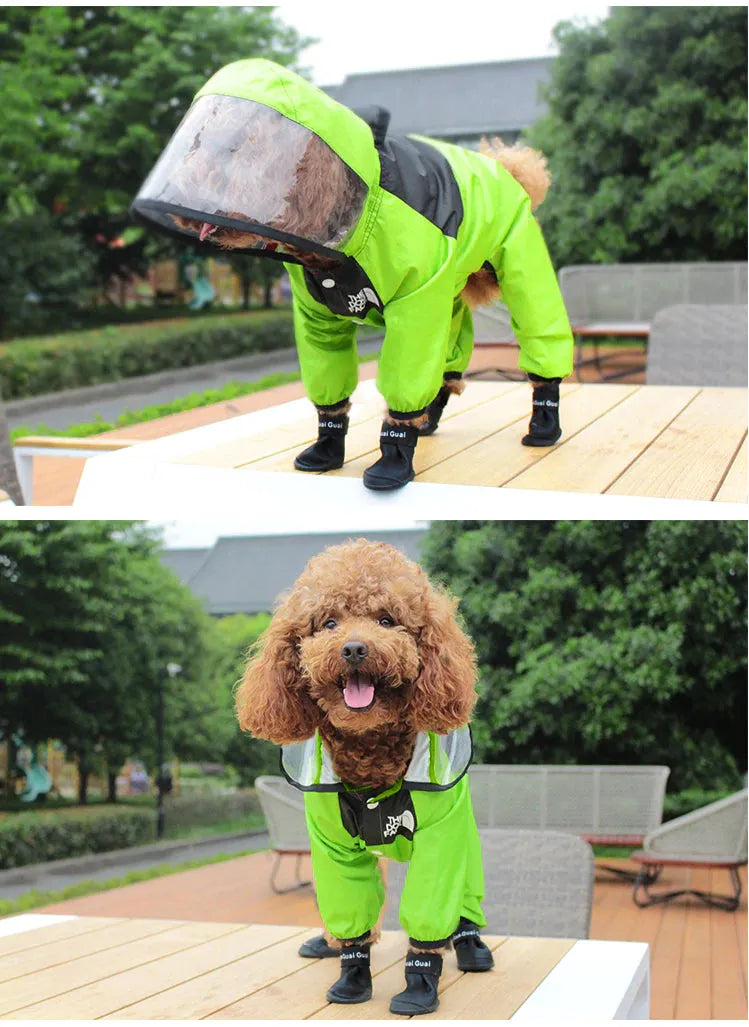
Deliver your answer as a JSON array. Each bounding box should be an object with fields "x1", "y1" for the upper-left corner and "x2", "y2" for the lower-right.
[
  {"x1": 468, "y1": 764, "x2": 670, "y2": 875},
  {"x1": 558, "y1": 262, "x2": 748, "y2": 381}
]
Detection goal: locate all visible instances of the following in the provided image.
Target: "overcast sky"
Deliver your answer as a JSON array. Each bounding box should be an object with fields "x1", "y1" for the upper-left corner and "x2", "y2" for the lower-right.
[{"x1": 273, "y1": 2, "x2": 613, "y2": 85}]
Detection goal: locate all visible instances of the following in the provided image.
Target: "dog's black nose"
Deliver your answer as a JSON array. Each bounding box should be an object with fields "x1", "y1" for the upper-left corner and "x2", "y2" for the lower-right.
[{"x1": 341, "y1": 641, "x2": 368, "y2": 666}]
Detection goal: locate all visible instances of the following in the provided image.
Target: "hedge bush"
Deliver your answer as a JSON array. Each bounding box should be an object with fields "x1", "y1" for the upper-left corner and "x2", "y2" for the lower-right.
[
  {"x1": 162, "y1": 789, "x2": 262, "y2": 832},
  {"x1": 0, "y1": 309, "x2": 294, "y2": 400},
  {"x1": 0, "y1": 807, "x2": 155, "y2": 869}
]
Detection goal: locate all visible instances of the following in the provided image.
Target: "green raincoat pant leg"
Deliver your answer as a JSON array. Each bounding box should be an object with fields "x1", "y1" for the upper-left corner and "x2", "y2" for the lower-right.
[{"x1": 304, "y1": 776, "x2": 486, "y2": 944}]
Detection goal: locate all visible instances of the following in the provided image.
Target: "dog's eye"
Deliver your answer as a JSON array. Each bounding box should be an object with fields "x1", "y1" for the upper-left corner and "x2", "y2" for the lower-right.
[
  {"x1": 378, "y1": 616, "x2": 395, "y2": 627},
  {"x1": 322, "y1": 618, "x2": 337, "y2": 630}
]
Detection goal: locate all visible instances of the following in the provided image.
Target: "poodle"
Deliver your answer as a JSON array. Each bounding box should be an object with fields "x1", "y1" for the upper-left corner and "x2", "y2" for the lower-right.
[
  {"x1": 236, "y1": 539, "x2": 493, "y2": 1015},
  {"x1": 133, "y1": 59, "x2": 573, "y2": 490}
]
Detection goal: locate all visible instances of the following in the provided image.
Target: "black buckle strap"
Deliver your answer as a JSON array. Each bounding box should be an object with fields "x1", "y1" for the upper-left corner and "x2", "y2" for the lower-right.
[
  {"x1": 452, "y1": 925, "x2": 480, "y2": 944},
  {"x1": 380, "y1": 423, "x2": 419, "y2": 449},
  {"x1": 340, "y1": 944, "x2": 371, "y2": 967},
  {"x1": 318, "y1": 413, "x2": 349, "y2": 435},
  {"x1": 405, "y1": 952, "x2": 443, "y2": 976}
]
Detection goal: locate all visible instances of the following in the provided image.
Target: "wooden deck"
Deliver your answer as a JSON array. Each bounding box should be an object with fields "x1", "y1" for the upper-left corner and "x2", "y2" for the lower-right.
[
  {"x1": 31, "y1": 850, "x2": 747, "y2": 1020},
  {"x1": 16, "y1": 343, "x2": 653, "y2": 508}
]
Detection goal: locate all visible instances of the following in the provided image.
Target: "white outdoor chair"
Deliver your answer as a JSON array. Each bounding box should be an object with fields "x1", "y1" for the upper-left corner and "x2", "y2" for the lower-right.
[
  {"x1": 254, "y1": 775, "x2": 312, "y2": 893},
  {"x1": 631, "y1": 789, "x2": 748, "y2": 910},
  {"x1": 382, "y1": 828, "x2": 594, "y2": 939},
  {"x1": 646, "y1": 304, "x2": 748, "y2": 386}
]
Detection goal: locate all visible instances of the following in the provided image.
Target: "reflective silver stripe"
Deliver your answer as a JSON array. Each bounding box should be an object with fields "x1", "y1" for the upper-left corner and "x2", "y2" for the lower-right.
[{"x1": 283, "y1": 725, "x2": 471, "y2": 789}]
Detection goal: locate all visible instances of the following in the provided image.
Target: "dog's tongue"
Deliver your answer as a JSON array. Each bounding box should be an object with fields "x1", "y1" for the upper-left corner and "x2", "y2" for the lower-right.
[
  {"x1": 343, "y1": 675, "x2": 375, "y2": 709},
  {"x1": 199, "y1": 222, "x2": 217, "y2": 242}
]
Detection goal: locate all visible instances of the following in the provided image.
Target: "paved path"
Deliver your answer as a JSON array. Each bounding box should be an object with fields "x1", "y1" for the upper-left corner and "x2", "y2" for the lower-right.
[{"x1": 0, "y1": 831, "x2": 269, "y2": 904}]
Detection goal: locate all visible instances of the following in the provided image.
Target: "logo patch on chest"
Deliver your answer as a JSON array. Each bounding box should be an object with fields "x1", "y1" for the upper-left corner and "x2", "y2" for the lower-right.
[
  {"x1": 383, "y1": 810, "x2": 415, "y2": 838},
  {"x1": 347, "y1": 287, "x2": 381, "y2": 314}
]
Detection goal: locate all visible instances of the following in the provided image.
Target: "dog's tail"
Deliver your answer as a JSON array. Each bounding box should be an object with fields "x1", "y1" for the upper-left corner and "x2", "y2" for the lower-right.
[
  {"x1": 480, "y1": 136, "x2": 550, "y2": 211},
  {"x1": 462, "y1": 137, "x2": 551, "y2": 309}
]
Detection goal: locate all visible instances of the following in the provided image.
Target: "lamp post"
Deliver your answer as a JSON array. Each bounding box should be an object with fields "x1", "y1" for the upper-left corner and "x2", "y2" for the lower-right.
[{"x1": 156, "y1": 661, "x2": 181, "y2": 840}]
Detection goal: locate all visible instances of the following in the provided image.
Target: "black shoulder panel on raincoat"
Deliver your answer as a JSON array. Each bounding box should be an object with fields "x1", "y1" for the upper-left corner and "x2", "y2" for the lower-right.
[{"x1": 378, "y1": 136, "x2": 464, "y2": 239}]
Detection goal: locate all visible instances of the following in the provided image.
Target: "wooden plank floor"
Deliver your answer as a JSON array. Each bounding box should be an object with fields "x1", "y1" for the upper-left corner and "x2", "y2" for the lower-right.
[
  {"x1": 32, "y1": 850, "x2": 747, "y2": 1020},
  {"x1": 0, "y1": 918, "x2": 579, "y2": 1021},
  {"x1": 172, "y1": 381, "x2": 747, "y2": 502}
]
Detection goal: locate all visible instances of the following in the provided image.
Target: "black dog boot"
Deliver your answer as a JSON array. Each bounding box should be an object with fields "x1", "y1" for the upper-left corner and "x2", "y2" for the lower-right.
[
  {"x1": 522, "y1": 374, "x2": 562, "y2": 447},
  {"x1": 452, "y1": 918, "x2": 494, "y2": 972},
  {"x1": 418, "y1": 386, "x2": 450, "y2": 436},
  {"x1": 363, "y1": 422, "x2": 418, "y2": 490},
  {"x1": 299, "y1": 934, "x2": 340, "y2": 958},
  {"x1": 390, "y1": 951, "x2": 443, "y2": 1016},
  {"x1": 326, "y1": 942, "x2": 372, "y2": 1004},
  {"x1": 294, "y1": 411, "x2": 349, "y2": 472}
]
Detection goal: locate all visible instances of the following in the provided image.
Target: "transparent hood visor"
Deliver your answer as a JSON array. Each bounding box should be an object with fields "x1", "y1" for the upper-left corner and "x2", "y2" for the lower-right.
[{"x1": 132, "y1": 94, "x2": 368, "y2": 259}]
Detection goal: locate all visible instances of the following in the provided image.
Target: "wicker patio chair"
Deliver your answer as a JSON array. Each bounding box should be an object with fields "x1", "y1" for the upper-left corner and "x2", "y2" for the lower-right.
[
  {"x1": 254, "y1": 775, "x2": 312, "y2": 893},
  {"x1": 382, "y1": 828, "x2": 594, "y2": 939},
  {"x1": 631, "y1": 789, "x2": 748, "y2": 910},
  {"x1": 646, "y1": 304, "x2": 748, "y2": 386}
]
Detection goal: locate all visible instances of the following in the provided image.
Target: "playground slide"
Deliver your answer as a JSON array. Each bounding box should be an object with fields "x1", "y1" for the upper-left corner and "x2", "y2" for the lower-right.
[{"x1": 19, "y1": 761, "x2": 52, "y2": 802}]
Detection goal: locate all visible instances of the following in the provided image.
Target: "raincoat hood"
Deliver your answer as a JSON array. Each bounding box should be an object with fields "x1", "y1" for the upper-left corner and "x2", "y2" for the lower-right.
[{"x1": 131, "y1": 59, "x2": 381, "y2": 262}]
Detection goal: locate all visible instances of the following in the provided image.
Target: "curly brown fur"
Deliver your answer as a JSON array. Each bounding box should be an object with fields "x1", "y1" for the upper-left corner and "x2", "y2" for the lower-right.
[
  {"x1": 236, "y1": 540, "x2": 477, "y2": 791},
  {"x1": 461, "y1": 136, "x2": 551, "y2": 310}
]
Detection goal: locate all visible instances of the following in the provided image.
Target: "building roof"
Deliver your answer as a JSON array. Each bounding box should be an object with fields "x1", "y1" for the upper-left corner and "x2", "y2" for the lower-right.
[
  {"x1": 161, "y1": 529, "x2": 430, "y2": 615},
  {"x1": 324, "y1": 57, "x2": 554, "y2": 138}
]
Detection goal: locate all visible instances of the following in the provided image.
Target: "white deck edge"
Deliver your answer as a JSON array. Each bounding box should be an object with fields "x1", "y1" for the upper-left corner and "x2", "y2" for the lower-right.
[
  {"x1": 0, "y1": 913, "x2": 77, "y2": 938},
  {"x1": 71, "y1": 457, "x2": 749, "y2": 521},
  {"x1": 511, "y1": 939, "x2": 650, "y2": 1021}
]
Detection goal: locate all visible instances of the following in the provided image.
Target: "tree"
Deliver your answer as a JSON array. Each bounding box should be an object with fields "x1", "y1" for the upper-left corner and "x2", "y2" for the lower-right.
[
  {"x1": 421, "y1": 521, "x2": 747, "y2": 790},
  {"x1": 208, "y1": 613, "x2": 280, "y2": 785},
  {"x1": 0, "y1": 7, "x2": 310, "y2": 329},
  {"x1": 529, "y1": 7, "x2": 748, "y2": 265},
  {"x1": 0, "y1": 521, "x2": 217, "y2": 802}
]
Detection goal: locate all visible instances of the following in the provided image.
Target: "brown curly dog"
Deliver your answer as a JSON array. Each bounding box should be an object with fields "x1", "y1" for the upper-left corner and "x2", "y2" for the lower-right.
[
  {"x1": 236, "y1": 539, "x2": 493, "y2": 1014},
  {"x1": 235, "y1": 538, "x2": 477, "y2": 788}
]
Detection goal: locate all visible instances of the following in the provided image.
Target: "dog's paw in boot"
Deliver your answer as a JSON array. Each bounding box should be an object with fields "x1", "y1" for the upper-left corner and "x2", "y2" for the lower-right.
[
  {"x1": 363, "y1": 421, "x2": 419, "y2": 490},
  {"x1": 390, "y1": 951, "x2": 443, "y2": 1016},
  {"x1": 326, "y1": 942, "x2": 372, "y2": 1004},
  {"x1": 299, "y1": 933, "x2": 340, "y2": 958},
  {"x1": 452, "y1": 917, "x2": 494, "y2": 972},
  {"x1": 522, "y1": 374, "x2": 562, "y2": 447},
  {"x1": 294, "y1": 409, "x2": 349, "y2": 472},
  {"x1": 418, "y1": 386, "x2": 450, "y2": 436}
]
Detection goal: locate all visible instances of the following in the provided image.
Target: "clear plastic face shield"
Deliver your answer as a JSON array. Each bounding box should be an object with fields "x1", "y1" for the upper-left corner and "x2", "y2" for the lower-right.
[{"x1": 131, "y1": 94, "x2": 368, "y2": 265}]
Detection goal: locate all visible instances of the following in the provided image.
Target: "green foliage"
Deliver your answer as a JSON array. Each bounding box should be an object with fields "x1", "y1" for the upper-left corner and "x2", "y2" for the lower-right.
[
  {"x1": 161, "y1": 789, "x2": 262, "y2": 832},
  {"x1": 0, "y1": 806, "x2": 154, "y2": 868},
  {"x1": 663, "y1": 787, "x2": 734, "y2": 822},
  {"x1": 421, "y1": 521, "x2": 747, "y2": 790},
  {"x1": 530, "y1": 7, "x2": 748, "y2": 264},
  {"x1": 209, "y1": 614, "x2": 281, "y2": 786},
  {"x1": 0, "y1": 212, "x2": 99, "y2": 338},
  {"x1": 0, "y1": 521, "x2": 217, "y2": 793},
  {"x1": 0, "y1": 7, "x2": 310, "y2": 321},
  {"x1": 0, "y1": 310, "x2": 294, "y2": 399}
]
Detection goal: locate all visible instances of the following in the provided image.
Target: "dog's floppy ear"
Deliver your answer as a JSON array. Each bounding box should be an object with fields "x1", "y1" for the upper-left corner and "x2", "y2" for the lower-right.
[
  {"x1": 235, "y1": 599, "x2": 321, "y2": 745},
  {"x1": 408, "y1": 586, "x2": 478, "y2": 734}
]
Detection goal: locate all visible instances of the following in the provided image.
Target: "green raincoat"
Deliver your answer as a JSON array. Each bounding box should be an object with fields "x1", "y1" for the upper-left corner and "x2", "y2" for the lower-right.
[
  {"x1": 135, "y1": 59, "x2": 573, "y2": 418},
  {"x1": 282, "y1": 726, "x2": 486, "y2": 944}
]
